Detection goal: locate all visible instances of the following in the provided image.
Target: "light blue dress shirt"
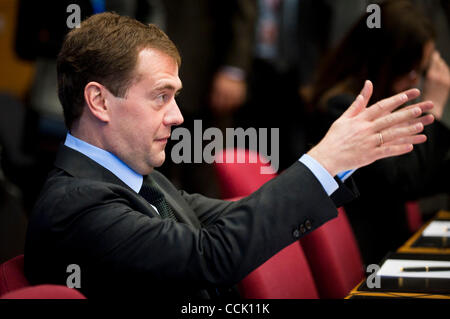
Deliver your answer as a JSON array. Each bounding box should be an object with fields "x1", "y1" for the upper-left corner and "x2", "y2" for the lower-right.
[
  {"x1": 64, "y1": 133, "x2": 355, "y2": 198},
  {"x1": 298, "y1": 155, "x2": 355, "y2": 196},
  {"x1": 64, "y1": 133, "x2": 143, "y2": 193}
]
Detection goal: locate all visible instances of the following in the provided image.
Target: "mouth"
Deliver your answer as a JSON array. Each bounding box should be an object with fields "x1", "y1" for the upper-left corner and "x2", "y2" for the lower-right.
[{"x1": 155, "y1": 135, "x2": 170, "y2": 143}]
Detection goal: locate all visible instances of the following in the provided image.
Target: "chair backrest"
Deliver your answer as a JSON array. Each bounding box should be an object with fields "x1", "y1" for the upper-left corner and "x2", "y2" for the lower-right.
[
  {"x1": 1, "y1": 284, "x2": 86, "y2": 299},
  {"x1": 214, "y1": 148, "x2": 361, "y2": 298},
  {"x1": 300, "y1": 207, "x2": 364, "y2": 299},
  {"x1": 0, "y1": 255, "x2": 87, "y2": 299},
  {"x1": 405, "y1": 201, "x2": 423, "y2": 233},
  {"x1": 214, "y1": 148, "x2": 277, "y2": 198},
  {"x1": 0, "y1": 254, "x2": 30, "y2": 296},
  {"x1": 238, "y1": 241, "x2": 319, "y2": 299}
]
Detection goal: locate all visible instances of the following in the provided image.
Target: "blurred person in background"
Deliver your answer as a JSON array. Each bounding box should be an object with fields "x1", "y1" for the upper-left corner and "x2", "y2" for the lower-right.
[
  {"x1": 237, "y1": 0, "x2": 376, "y2": 171},
  {"x1": 236, "y1": 0, "x2": 334, "y2": 169},
  {"x1": 161, "y1": 0, "x2": 257, "y2": 197},
  {"x1": 301, "y1": 0, "x2": 450, "y2": 265}
]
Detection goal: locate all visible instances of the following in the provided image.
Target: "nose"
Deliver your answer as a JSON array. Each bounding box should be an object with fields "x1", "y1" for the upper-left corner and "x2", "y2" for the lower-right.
[{"x1": 163, "y1": 99, "x2": 184, "y2": 127}]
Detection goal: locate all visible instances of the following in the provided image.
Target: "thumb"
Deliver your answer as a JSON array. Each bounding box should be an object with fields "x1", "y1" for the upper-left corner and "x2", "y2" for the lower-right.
[{"x1": 342, "y1": 80, "x2": 373, "y2": 118}]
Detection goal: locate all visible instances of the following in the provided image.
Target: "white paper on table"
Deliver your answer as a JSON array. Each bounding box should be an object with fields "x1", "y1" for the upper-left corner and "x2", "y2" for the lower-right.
[
  {"x1": 421, "y1": 221, "x2": 450, "y2": 237},
  {"x1": 376, "y1": 259, "x2": 450, "y2": 279}
]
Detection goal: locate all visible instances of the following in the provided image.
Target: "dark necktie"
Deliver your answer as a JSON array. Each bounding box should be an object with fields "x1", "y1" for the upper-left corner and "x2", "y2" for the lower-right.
[{"x1": 139, "y1": 181, "x2": 178, "y2": 221}]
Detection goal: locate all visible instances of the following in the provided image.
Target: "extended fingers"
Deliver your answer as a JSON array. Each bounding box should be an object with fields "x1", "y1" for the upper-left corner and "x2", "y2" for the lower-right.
[
  {"x1": 401, "y1": 100, "x2": 434, "y2": 114},
  {"x1": 384, "y1": 134, "x2": 427, "y2": 146},
  {"x1": 372, "y1": 106, "x2": 422, "y2": 132},
  {"x1": 390, "y1": 114, "x2": 434, "y2": 130},
  {"x1": 363, "y1": 88, "x2": 420, "y2": 120},
  {"x1": 380, "y1": 122, "x2": 424, "y2": 145},
  {"x1": 374, "y1": 144, "x2": 414, "y2": 160},
  {"x1": 389, "y1": 101, "x2": 433, "y2": 129}
]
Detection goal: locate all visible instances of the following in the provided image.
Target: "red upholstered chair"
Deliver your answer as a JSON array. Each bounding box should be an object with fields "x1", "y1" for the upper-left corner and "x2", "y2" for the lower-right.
[
  {"x1": 214, "y1": 148, "x2": 277, "y2": 198},
  {"x1": 405, "y1": 201, "x2": 423, "y2": 233},
  {"x1": 214, "y1": 148, "x2": 358, "y2": 299},
  {"x1": 224, "y1": 196, "x2": 318, "y2": 299},
  {"x1": 0, "y1": 254, "x2": 86, "y2": 299},
  {"x1": 238, "y1": 241, "x2": 319, "y2": 299},
  {"x1": 300, "y1": 207, "x2": 364, "y2": 299},
  {"x1": 1, "y1": 285, "x2": 86, "y2": 299},
  {"x1": 0, "y1": 255, "x2": 29, "y2": 295}
]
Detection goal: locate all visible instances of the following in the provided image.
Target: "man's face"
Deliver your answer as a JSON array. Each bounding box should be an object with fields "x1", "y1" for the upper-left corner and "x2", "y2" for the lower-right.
[{"x1": 106, "y1": 48, "x2": 183, "y2": 175}]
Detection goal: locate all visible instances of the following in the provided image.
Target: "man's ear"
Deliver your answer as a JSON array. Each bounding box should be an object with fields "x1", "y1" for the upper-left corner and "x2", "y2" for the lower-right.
[{"x1": 84, "y1": 82, "x2": 111, "y2": 123}]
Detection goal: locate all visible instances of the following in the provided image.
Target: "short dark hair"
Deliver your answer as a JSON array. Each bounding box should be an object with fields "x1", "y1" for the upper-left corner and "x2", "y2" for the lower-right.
[{"x1": 57, "y1": 12, "x2": 181, "y2": 129}]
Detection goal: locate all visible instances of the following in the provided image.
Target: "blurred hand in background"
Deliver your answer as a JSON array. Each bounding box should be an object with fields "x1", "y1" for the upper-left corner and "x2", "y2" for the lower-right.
[{"x1": 423, "y1": 50, "x2": 450, "y2": 120}]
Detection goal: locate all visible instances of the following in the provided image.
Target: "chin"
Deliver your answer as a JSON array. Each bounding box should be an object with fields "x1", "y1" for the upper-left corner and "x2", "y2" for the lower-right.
[{"x1": 151, "y1": 153, "x2": 166, "y2": 168}]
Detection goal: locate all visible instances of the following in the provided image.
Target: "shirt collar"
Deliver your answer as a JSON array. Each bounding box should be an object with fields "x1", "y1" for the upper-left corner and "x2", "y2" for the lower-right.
[{"x1": 64, "y1": 133, "x2": 143, "y2": 193}]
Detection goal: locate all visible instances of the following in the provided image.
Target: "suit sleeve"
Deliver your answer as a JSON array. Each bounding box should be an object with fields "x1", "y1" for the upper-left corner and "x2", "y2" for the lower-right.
[
  {"x1": 30, "y1": 162, "x2": 356, "y2": 297},
  {"x1": 181, "y1": 164, "x2": 359, "y2": 227}
]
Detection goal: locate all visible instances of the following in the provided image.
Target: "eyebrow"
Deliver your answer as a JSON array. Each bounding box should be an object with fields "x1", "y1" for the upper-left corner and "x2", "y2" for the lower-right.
[{"x1": 154, "y1": 83, "x2": 183, "y2": 93}]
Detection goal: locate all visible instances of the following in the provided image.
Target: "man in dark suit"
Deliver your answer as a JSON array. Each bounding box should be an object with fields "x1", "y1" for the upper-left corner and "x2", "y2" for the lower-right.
[{"x1": 24, "y1": 12, "x2": 434, "y2": 299}]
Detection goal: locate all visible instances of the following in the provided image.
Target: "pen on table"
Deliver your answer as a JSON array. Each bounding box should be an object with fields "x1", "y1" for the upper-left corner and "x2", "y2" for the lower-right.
[{"x1": 401, "y1": 266, "x2": 450, "y2": 272}]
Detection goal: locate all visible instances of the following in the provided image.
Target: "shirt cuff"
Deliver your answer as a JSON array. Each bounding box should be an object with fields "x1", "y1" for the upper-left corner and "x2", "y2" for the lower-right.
[
  {"x1": 299, "y1": 154, "x2": 339, "y2": 196},
  {"x1": 337, "y1": 169, "x2": 356, "y2": 182}
]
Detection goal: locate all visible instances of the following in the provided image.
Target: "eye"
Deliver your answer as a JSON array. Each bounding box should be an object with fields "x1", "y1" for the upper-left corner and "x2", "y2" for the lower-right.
[{"x1": 157, "y1": 94, "x2": 168, "y2": 103}]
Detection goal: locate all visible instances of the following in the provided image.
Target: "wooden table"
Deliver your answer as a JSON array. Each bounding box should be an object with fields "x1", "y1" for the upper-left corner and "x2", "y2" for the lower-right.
[{"x1": 346, "y1": 210, "x2": 450, "y2": 299}]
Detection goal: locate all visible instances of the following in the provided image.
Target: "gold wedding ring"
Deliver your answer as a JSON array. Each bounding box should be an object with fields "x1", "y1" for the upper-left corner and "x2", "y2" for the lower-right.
[{"x1": 378, "y1": 132, "x2": 384, "y2": 146}]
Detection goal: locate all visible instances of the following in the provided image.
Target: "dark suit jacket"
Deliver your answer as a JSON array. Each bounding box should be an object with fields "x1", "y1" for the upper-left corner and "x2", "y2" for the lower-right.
[{"x1": 24, "y1": 145, "x2": 357, "y2": 299}]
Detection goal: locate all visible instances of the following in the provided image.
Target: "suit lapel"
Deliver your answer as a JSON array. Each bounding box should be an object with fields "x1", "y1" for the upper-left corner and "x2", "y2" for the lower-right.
[
  {"x1": 55, "y1": 144, "x2": 200, "y2": 227},
  {"x1": 54, "y1": 145, "x2": 131, "y2": 189},
  {"x1": 54, "y1": 145, "x2": 161, "y2": 218}
]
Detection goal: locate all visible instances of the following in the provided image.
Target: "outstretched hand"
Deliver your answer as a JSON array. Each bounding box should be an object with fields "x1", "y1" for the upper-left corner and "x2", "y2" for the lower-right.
[{"x1": 308, "y1": 80, "x2": 435, "y2": 176}]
